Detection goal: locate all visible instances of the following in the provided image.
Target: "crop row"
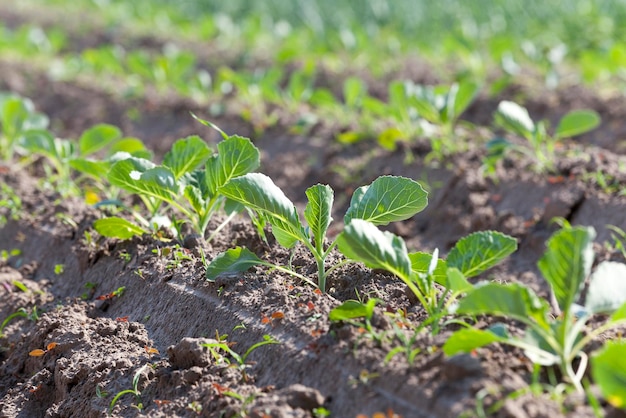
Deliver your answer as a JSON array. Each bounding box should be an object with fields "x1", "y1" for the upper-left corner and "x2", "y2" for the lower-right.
[{"x1": 1, "y1": 93, "x2": 626, "y2": 413}]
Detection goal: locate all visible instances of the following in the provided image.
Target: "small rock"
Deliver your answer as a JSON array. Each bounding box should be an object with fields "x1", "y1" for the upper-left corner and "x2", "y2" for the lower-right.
[
  {"x1": 182, "y1": 366, "x2": 203, "y2": 384},
  {"x1": 275, "y1": 384, "x2": 324, "y2": 410},
  {"x1": 167, "y1": 337, "x2": 216, "y2": 369}
]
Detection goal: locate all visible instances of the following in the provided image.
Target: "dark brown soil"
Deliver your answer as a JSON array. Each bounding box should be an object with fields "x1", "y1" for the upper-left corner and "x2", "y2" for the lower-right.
[{"x1": 2, "y1": 13, "x2": 626, "y2": 418}]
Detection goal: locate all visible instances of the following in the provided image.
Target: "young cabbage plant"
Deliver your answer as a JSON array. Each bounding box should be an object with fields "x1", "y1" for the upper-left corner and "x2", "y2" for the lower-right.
[
  {"x1": 0, "y1": 93, "x2": 50, "y2": 161},
  {"x1": 206, "y1": 174, "x2": 428, "y2": 292},
  {"x1": 337, "y1": 222, "x2": 516, "y2": 333},
  {"x1": 96, "y1": 131, "x2": 259, "y2": 241},
  {"x1": 487, "y1": 100, "x2": 600, "y2": 173},
  {"x1": 443, "y1": 226, "x2": 626, "y2": 393},
  {"x1": 19, "y1": 123, "x2": 151, "y2": 198},
  {"x1": 387, "y1": 79, "x2": 480, "y2": 158}
]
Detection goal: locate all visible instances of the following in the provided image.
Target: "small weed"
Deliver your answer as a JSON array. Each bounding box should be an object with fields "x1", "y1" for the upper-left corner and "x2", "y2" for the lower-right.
[
  {"x1": 108, "y1": 365, "x2": 147, "y2": 415},
  {"x1": 53, "y1": 264, "x2": 64, "y2": 275},
  {"x1": 186, "y1": 401, "x2": 202, "y2": 415}
]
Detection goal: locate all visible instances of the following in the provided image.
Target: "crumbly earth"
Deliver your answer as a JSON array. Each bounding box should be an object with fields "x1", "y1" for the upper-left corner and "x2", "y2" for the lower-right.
[{"x1": 2, "y1": 10, "x2": 626, "y2": 418}]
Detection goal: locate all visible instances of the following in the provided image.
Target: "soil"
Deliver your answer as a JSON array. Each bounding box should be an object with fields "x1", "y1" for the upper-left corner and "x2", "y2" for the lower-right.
[{"x1": 3, "y1": 9, "x2": 626, "y2": 418}]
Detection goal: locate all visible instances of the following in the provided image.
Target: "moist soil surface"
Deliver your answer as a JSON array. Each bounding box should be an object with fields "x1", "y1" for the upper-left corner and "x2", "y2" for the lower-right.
[{"x1": 2, "y1": 16, "x2": 626, "y2": 418}]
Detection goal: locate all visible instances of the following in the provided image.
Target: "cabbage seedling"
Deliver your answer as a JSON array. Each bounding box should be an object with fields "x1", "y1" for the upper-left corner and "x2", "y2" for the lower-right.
[
  {"x1": 337, "y1": 222, "x2": 516, "y2": 333},
  {"x1": 488, "y1": 100, "x2": 600, "y2": 173},
  {"x1": 444, "y1": 226, "x2": 626, "y2": 393},
  {"x1": 96, "y1": 131, "x2": 260, "y2": 241},
  {"x1": 206, "y1": 174, "x2": 428, "y2": 292}
]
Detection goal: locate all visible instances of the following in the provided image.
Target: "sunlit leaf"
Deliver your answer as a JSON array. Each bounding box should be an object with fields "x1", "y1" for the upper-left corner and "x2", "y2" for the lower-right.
[
  {"x1": 219, "y1": 173, "x2": 306, "y2": 248},
  {"x1": 538, "y1": 226, "x2": 595, "y2": 312},
  {"x1": 344, "y1": 176, "x2": 428, "y2": 226},
  {"x1": 447, "y1": 231, "x2": 517, "y2": 278},
  {"x1": 337, "y1": 219, "x2": 411, "y2": 281},
  {"x1": 495, "y1": 100, "x2": 535, "y2": 137},
  {"x1": 586, "y1": 261, "x2": 626, "y2": 314},
  {"x1": 94, "y1": 217, "x2": 148, "y2": 239},
  {"x1": 206, "y1": 247, "x2": 264, "y2": 281},
  {"x1": 163, "y1": 135, "x2": 211, "y2": 179},
  {"x1": 304, "y1": 184, "x2": 334, "y2": 250},
  {"x1": 555, "y1": 110, "x2": 600, "y2": 139},
  {"x1": 443, "y1": 327, "x2": 505, "y2": 356},
  {"x1": 79, "y1": 124, "x2": 121, "y2": 156},
  {"x1": 205, "y1": 135, "x2": 260, "y2": 196}
]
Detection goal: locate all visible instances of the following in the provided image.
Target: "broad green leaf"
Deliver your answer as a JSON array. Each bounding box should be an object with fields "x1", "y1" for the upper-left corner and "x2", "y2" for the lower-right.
[
  {"x1": 408, "y1": 251, "x2": 447, "y2": 292},
  {"x1": 163, "y1": 135, "x2": 211, "y2": 179},
  {"x1": 337, "y1": 219, "x2": 411, "y2": 281},
  {"x1": 456, "y1": 283, "x2": 550, "y2": 329},
  {"x1": 444, "y1": 267, "x2": 474, "y2": 294},
  {"x1": 304, "y1": 184, "x2": 334, "y2": 251},
  {"x1": 452, "y1": 80, "x2": 480, "y2": 120},
  {"x1": 409, "y1": 252, "x2": 448, "y2": 284},
  {"x1": 70, "y1": 158, "x2": 110, "y2": 179},
  {"x1": 410, "y1": 85, "x2": 441, "y2": 123},
  {"x1": 93, "y1": 217, "x2": 147, "y2": 239},
  {"x1": 183, "y1": 185, "x2": 205, "y2": 215},
  {"x1": 344, "y1": 176, "x2": 428, "y2": 226},
  {"x1": 219, "y1": 173, "x2": 306, "y2": 248},
  {"x1": 206, "y1": 135, "x2": 260, "y2": 195},
  {"x1": 610, "y1": 302, "x2": 626, "y2": 322},
  {"x1": 1, "y1": 97, "x2": 28, "y2": 138},
  {"x1": 443, "y1": 327, "x2": 505, "y2": 356},
  {"x1": 495, "y1": 100, "x2": 535, "y2": 137},
  {"x1": 108, "y1": 159, "x2": 176, "y2": 202},
  {"x1": 447, "y1": 231, "x2": 517, "y2": 278},
  {"x1": 538, "y1": 226, "x2": 595, "y2": 312},
  {"x1": 20, "y1": 130, "x2": 56, "y2": 157},
  {"x1": 79, "y1": 124, "x2": 121, "y2": 156},
  {"x1": 592, "y1": 341, "x2": 626, "y2": 409},
  {"x1": 111, "y1": 138, "x2": 152, "y2": 159},
  {"x1": 329, "y1": 299, "x2": 377, "y2": 322},
  {"x1": 206, "y1": 247, "x2": 263, "y2": 281},
  {"x1": 586, "y1": 261, "x2": 626, "y2": 314},
  {"x1": 343, "y1": 76, "x2": 365, "y2": 109},
  {"x1": 555, "y1": 110, "x2": 600, "y2": 139}
]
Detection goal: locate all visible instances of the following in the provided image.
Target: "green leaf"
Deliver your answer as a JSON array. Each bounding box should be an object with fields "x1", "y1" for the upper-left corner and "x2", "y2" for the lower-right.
[
  {"x1": 20, "y1": 130, "x2": 57, "y2": 158},
  {"x1": 79, "y1": 124, "x2": 122, "y2": 156},
  {"x1": 610, "y1": 302, "x2": 626, "y2": 322},
  {"x1": 555, "y1": 110, "x2": 600, "y2": 139},
  {"x1": 586, "y1": 261, "x2": 626, "y2": 314},
  {"x1": 1, "y1": 97, "x2": 28, "y2": 138},
  {"x1": 409, "y1": 252, "x2": 448, "y2": 284},
  {"x1": 447, "y1": 231, "x2": 517, "y2": 278},
  {"x1": 337, "y1": 219, "x2": 411, "y2": 281},
  {"x1": 343, "y1": 76, "x2": 365, "y2": 109},
  {"x1": 111, "y1": 138, "x2": 152, "y2": 159},
  {"x1": 455, "y1": 283, "x2": 551, "y2": 329},
  {"x1": 408, "y1": 251, "x2": 447, "y2": 292},
  {"x1": 495, "y1": 100, "x2": 535, "y2": 137},
  {"x1": 592, "y1": 341, "x2": 626, "y2": 409},
  {"x1": 444, "y1": 267, "x2": 474, "y2": 294},
  {"x1": 443, "y1": 327, "x2": 505, "y2": 356},
  {"x1": 538, "y1": 226, "x2": 595, "y2": 312},
  {"x1": 344, "y1": 176, "x2": 428, "y2": 226},
  {"x1": 70, "y1": 158, "x2": 110, "y2": 179},
  {"x1": 93, "y1": 217, "x2": 147, "y2": 239},
  {"x1": 206, "y1": 247, "x2": 263, "y2": 281},
  {"x1": 163, "y1": 136, "x2": 211, "y2": 179},
  {"x1": 410, "y1": 85, "x2": 441, "y2": 123},
  {"x1": 219, "y1": 173, "x2": 306, "y2": 248},
  {"x1": 451, "y1": 80, "x2": 480, "y2": 120},
  {"x1": 304, "y1": 184, "x2": 334, "y2": 251},
  {"x1": 109, "y1": 159, "x2": 177, "y2": 202},
  {"x1": 205, "y1": 135, "x2": 260, "y2": 196},
  {"x1": 329, "y1": 299, "x2": 377, "y2": 322}
]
